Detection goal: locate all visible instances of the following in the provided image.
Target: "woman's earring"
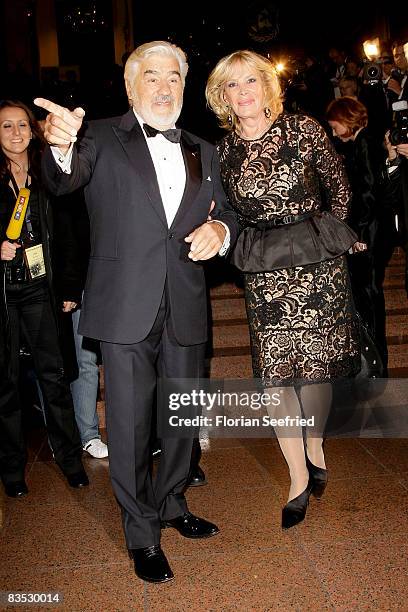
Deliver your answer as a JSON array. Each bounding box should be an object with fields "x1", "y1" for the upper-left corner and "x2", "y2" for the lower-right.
[
  {"x1": 226, "y1": 107, "x2": 233, "y2": 126},
  {"x1": 264, "y1": 107, "x2": 271, "y2": 119}
]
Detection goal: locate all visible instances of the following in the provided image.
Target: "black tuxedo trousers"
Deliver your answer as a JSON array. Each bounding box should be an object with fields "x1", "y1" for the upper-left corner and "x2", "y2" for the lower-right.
[{"x1": 101, "y1": 287, "x2": 205, "y2": 547}]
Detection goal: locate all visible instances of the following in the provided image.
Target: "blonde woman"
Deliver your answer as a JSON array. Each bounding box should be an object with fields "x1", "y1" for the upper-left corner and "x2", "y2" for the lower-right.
[{"x1": 206, "y1": 51, "x2": 361, "y2": 529}]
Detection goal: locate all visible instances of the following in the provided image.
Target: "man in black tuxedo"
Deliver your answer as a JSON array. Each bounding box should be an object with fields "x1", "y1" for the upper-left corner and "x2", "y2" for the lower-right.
[
  {"x1": 391, "y1": 42, "x2": 408, "y2": 103},
  {"x1": 34, "y1": 40, "x2": 238, "y2": 583}
]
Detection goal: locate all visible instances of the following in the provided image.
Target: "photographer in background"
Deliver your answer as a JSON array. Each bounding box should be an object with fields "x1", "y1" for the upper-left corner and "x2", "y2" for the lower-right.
[
  {"x1": 391, "y1": 41, "x2": 408, "y2": 102},
  {"x1": 359, "y1": 59, "x2": 391, "y2": 146},
  {"x1": 384, "y1": 101, "x2": 408, "y2": 296},
  {"x1": 328, "y1": 46, "x2": 348, "y2": 98}
]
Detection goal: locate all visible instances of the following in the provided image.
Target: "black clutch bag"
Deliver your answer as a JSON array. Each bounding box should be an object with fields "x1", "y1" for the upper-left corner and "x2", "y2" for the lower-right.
[
  {"x1": 356, "y1": 313, "x2": 384, "y2": 379},
  {"x1": 231, "y1": 211, "x2": 358, "y2": 272},
  {"x1": 352, "y1": 312, "x2": 385, "y2": 403}
]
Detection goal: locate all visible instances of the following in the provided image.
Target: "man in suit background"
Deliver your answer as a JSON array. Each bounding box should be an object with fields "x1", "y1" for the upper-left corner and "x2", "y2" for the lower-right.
[
  {"x1": 34, "y1": 40, "x2": 238, "y2": 584},
  {"x1": 391, "y1": 41, "x2": 408, "y2": 103}
]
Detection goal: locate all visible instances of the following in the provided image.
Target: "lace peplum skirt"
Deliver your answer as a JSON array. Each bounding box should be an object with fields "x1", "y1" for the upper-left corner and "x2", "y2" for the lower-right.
[{"x1": 244, "y1": 255, "x2": 361, "y2": 383}]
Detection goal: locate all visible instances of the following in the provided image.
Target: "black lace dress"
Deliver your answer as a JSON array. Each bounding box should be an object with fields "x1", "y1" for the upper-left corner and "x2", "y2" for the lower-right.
[{"x1": 218, "y1": 113, "x2": 361, "y2": 383}]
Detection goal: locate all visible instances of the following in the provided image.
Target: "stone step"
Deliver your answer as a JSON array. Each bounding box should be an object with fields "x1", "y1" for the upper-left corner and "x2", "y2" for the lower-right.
[
  {"x1": 210, "y1": 282, "x2": 243, "y2": 297},
  {"x1": 209, "y1": 354, "x2": 253, "y2": 379},
  {"x1": 383, "y1": 278, "x2": 404, "y2": 290},
  {"x1": 386, "y1": 315, "x2": 408, "y2": 344},
  {"x1": 384, "y1": 289, "x2": 408, "y2": 314},
  {"x1": 213, "y1": 324, "x2": 249, "y2": 349},
  {"x1": 384, "y1": 268, "x2": 404, "y2": 279},
  {"x1": 211, "y1": 297, "x2": 246, "y2": 321},
  {"x1": 388, "y1": 343, "x2": 408, "y2": 374}
]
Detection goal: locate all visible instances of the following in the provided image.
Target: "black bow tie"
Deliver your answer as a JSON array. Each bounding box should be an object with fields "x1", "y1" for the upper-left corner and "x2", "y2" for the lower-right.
[{"x1": 143, "y1": 123, "x2": 182, "y2": 143}]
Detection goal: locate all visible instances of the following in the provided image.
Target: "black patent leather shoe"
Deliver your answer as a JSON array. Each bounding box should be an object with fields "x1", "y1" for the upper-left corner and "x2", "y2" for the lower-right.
[
  {"x1": 187, "y1": 465, "x2": 207, "y2": 487},
  {"x1": 128, "y1": 545, "x2": 174, "y2": 583},
  {"x1": 4, "y1": 480, "x2": 28, "y2": 498},
  {"x1": 306, "y1": 456, "x2": 328, "y2": 500},
  {"x1": 66, "y1": 469, "x2": 89, "y2": 488},
  {"x1": 162, "y1": 512, "x2": 219, "y2": 538},
  {"x1": 282, "y1": 477, "x2": 313, "y2": 530}
]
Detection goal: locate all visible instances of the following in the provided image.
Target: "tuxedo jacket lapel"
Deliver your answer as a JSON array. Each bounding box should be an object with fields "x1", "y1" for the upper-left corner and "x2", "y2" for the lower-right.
[
  {"x1": 170, "y1": 131, "x2": 202, "y2": 230},
  {"x1": 113, "y1": 113, "x2": 204, "y2": 230},
  {"x1": 112, "y1": 111, "x2": 167, "y2": 227}
]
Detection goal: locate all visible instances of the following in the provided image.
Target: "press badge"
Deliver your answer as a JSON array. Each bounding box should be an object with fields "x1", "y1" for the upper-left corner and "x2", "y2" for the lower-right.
[{"x1": 23, "y1": 243, "x2": 46, "y2": 279}]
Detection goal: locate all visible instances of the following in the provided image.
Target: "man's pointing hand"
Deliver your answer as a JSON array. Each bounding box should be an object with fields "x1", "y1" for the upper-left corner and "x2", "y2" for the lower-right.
[{"x1": 34, "y1": 97, "x2": 85, "y2": 154}]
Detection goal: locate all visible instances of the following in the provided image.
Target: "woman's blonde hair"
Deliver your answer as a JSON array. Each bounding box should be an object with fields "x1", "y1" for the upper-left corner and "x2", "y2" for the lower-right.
[{"x1": 205, "y1": 50, "x2": 283, "y2": 132}]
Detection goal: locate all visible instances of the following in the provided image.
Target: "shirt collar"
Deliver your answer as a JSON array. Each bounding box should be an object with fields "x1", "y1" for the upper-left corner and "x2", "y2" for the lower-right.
[{"x1": 132, "y1": 109, "x2": 176, "y2": 138}]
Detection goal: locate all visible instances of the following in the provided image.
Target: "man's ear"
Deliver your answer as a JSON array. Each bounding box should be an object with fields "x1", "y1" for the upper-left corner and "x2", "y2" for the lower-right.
[{"x1": 124, "y1": 79, "x2": 133, "y2": 104}]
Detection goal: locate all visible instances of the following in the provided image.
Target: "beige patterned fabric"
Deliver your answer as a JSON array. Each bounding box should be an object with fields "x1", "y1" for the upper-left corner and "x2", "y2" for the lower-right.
[{"x1": 218, "y1": 113, "x2": 361, "y2": 383}]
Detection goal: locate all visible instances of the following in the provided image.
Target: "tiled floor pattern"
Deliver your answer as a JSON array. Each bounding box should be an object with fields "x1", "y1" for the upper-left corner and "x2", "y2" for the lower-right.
[
  {"x1": 1, "y1": 437, "x2": 407, "y2": 611},
  {"x1": 1, "y1": 251, "x2": 408, "y2": 610}
]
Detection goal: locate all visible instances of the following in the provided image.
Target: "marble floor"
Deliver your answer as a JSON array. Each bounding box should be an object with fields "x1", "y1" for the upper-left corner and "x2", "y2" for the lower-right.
[{"x1": 1, "y1": 251, "x2": 408, "y2": 611}]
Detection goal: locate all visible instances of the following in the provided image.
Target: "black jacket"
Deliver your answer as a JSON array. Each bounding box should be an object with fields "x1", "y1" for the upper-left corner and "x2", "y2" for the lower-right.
[
  {"x1": 42, "y1": 110, "x2": 239, "y2": 345},
  {"x1": 383, "y1": 156, "x2": 408, "y2": 291},
  {"x1": 0, "y1": 180, "x2": 78, "y2": 380},
  {"x1": 52, "y1": 188, "x2": 90, "y2": 305},
  {"x1": 344, "y1": 128, "x2": 385, "y2": 250}
]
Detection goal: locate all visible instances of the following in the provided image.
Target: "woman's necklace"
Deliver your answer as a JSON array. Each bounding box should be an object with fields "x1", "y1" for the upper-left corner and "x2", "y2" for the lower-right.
[
  {"x1": 10, "y1": 159, "x2": 29, "y2": 189},
  {"x1": 237, "y1": 120, "x2": 272, "y2": 141}
]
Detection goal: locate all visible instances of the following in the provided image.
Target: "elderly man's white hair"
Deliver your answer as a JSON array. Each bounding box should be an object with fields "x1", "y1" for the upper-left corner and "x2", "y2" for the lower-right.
[{"x1": 124, "y1": 41, "x2": 189, "y2": 86}]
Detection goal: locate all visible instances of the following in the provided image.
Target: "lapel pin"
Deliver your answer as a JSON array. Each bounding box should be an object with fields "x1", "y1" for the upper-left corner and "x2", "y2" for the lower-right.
[{"x1": 206, "y1": 176, "x2": 212, "y2": 182}]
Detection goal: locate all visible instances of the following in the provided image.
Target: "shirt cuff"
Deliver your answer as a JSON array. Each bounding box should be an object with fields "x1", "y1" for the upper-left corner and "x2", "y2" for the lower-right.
[
  {"x1": 51, "y1": 144, "x2": 74, "y2": 173},
  {"x1": 208, "y1": 220, "x2": 230, "y2": 256}
]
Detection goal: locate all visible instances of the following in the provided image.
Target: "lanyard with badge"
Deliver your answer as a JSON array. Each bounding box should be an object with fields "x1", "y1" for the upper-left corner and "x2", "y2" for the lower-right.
[{"x1": 7, "y1": 174, "x2": 46, "y2": 280}]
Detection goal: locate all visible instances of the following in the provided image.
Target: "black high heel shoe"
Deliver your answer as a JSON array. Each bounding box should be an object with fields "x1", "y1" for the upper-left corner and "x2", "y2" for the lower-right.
[
  {"x1": 306, "y1": 455, "x2": 328, "y2": 500},
  {"x1": 281, "y1": 476, "x2": 313, "y2": 529}
]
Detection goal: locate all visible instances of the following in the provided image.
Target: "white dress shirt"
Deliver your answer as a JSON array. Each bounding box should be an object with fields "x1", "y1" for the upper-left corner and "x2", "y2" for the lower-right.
[
  {"x1": 135, "y1": 112, "x2": 186, "y2": 227},
  {"x1": 399, "y1": 75, "x2": 407, "y2": 100}
]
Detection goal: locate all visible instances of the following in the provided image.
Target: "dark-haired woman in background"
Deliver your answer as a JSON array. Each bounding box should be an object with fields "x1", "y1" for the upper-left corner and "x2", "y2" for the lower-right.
[
  {"x1": 0, "y1": 100, "x2": 88, "y2": 497},
  {"x1": 327, "y1": 96, "x2": 390, "y2": 373}
]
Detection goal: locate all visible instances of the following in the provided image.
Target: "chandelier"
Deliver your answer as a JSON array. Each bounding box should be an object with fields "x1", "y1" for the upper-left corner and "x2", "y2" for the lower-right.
[{"x1": 61, "y1": 1, "x2": 109, "y2": 34}]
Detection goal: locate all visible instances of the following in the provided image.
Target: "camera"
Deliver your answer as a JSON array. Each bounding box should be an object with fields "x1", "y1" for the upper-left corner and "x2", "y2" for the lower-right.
[
  {"x1": 390, "y1": 100, "x2": 408, "y2": 145},
  {"x1": 362, "y1": 61, "x2": 382, "y2": 85},
  {"x1": 390, "y1": 68, "x2": 404, "y2": 85}
]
